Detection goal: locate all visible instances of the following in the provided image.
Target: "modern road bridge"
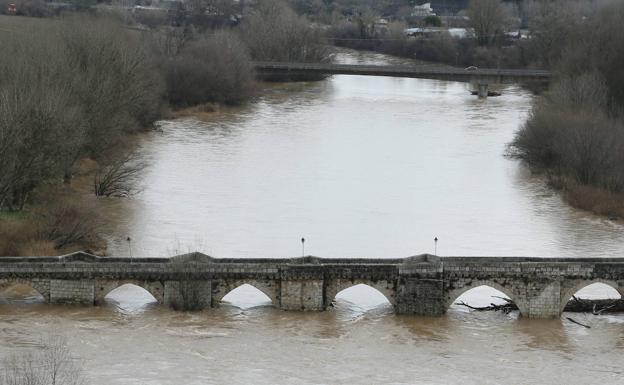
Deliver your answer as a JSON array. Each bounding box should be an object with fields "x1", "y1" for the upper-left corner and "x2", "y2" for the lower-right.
[
  {"x1": 1, "y1": 252, "x2": 622, "y2": 318},
  {"x1": 253, "y1": 62, "x2": 552, "y2": 97}
]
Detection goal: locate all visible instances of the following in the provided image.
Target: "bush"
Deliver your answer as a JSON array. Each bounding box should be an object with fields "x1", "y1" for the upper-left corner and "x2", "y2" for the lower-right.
[
  {"x1": 35, "y1": 196, "x2": 103, "y2": 251},
  {"x1": 424, "y1": 15, "x2": 442, "y2": 27},
  {"x1": 510, "y1": 105, "x2": 624, "y2": 191},
  {"x1": 164, "y1": 30, "x2": 255, "y2": 106},
  {"x1": 2, "y1": 335, "x2": 86, "y2": 385},
  {"x1": 0, "y1": 195, "x2": 103, "y2": 256}
]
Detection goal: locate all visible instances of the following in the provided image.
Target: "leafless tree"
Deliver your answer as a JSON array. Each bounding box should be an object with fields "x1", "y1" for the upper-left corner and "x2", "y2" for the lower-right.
[
  {"x1": 240, "y1": 0, "x2": 331, "y2": 63},
  {"x1": 2, "y1": 335, "x2": 87, "y2": 385},
  {"x1": 0, "y1": 15, "x2": 163, "y2": 212},
  {"x1": 94, "y1": 151, "x2": 147, "y2": 198},
  {"x1": 467, "y1": 0, "x2": 509, "y2": 45}
]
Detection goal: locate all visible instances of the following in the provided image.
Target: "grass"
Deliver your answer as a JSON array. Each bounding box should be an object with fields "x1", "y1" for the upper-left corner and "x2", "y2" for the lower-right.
[{"x1": 0, "y1": 14, "x2": 58, "y2": 33}]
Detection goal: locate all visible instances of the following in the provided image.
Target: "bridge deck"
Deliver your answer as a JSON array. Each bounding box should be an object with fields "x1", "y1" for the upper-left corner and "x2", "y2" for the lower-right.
[{"x1": 253, "y1": 61, "x2": 552, "y2": 83}]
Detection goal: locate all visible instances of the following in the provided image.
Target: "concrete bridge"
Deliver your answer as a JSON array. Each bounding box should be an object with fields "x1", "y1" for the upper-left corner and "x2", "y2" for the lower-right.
[
  {"x1": 253, "y1": 62, "x2": 552, "y2": 97},
  {"x1": 1, "y1": 252, "x2": 622, "y2": 318}
]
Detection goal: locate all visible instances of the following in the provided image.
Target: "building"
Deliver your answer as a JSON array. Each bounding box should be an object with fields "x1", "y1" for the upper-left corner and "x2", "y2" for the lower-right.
[{"x1": 412, "y1": 2, "x2": 436, "y2": 17}]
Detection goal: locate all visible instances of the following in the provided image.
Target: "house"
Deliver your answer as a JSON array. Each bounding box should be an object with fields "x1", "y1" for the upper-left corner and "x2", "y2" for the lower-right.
[{"x1": 412, "y1": 2, "x2": 435, "y2": 17}]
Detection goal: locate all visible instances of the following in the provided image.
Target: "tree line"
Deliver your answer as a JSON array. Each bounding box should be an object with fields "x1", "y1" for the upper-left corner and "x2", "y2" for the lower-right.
[{"x1": 509, "y1": 1, "x2": 624, "y2": 218}]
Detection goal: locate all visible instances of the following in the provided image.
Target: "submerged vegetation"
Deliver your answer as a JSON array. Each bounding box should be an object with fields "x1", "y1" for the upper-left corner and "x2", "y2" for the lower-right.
[
  {"x1": 509, "y1": 2, "x2": 624, "y2": 218},
  {"x1": 0, "y1": 0, "x2": 328, "y2": 255}
]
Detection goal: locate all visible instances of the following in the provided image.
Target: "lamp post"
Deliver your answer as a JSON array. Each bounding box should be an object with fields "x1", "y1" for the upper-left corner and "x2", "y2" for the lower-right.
[
  {"x1": 434, "y1": 237, "x2": 438, "y2": 256},
  {"x1": 301, "y1": 237, "x2": 305, "y2": 257},
  {"x1": 127, "y1": 237, "x2": 133, "y2": 262}
]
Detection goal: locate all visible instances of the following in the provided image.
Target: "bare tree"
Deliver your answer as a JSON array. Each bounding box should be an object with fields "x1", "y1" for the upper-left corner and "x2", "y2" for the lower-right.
[
  {"x1": 94, "y1": 151, "x2": 147, "y2": 197},
  {"x1": 240, "y1": 0, "x2": 331, "y2": 63},
  {"x1": 467, "y1": 0, "x2": 509, "y2": 45},
  {"x1": 2, "y1": 335, "x2": 86, "y2": 385},
  {"x1": 0, "y1": 15, "x2": 163, "y2": 212}
]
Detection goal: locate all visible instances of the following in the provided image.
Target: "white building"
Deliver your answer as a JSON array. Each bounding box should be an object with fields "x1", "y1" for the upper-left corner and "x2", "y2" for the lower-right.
[{"x1": 412, "y1": 2, "x2": 435, "y2": 17}]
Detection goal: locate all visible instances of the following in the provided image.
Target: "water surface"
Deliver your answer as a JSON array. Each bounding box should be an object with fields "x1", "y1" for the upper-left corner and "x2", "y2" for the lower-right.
[{"x1": 2, "y1": 50, "x2": 623, "y2": 384}]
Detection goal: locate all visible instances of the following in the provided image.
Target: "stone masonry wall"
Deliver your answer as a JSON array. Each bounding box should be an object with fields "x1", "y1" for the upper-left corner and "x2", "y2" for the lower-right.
[
  {"x1": 50, "y1": 279, "x2": 94, "y2": 305},
  {"x1": 1, "y1": 254, "x2": 623, "y2": 318}
]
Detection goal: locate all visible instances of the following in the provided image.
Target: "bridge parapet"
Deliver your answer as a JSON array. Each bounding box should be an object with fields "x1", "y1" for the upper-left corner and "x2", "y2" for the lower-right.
[{"x1": 0, "y1": 253, "x2": 622, "y2": 318}]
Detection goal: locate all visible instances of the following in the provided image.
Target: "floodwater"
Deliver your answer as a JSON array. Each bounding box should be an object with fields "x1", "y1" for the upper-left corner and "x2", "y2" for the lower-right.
[
  {"x1": 99, "y1": 51, "x2": 623, "y2": 259},
  {"x1": 0, "y1": 284, "x2": 623, "y2": 384},
  {"x1": 1, "y1": 50, "x2": 623, "y2": 383}
]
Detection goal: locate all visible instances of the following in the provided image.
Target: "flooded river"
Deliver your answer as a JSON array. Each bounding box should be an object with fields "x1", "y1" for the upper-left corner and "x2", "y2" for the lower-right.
[
  {"x1": 1, "y1": 51, "x2": 623, "y2": 383},
  {"x1": 99, "y1": 51, "x2": 623, "y2": 259}
]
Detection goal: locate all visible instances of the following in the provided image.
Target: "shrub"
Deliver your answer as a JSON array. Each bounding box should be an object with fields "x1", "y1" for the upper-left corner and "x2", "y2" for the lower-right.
[
  {"x1": 510, "y1": 106, "x2": 624, "y2": 191},
  {"x1": 424, "y1": 15, "x2": 442, "y2": 27},
  {"x1": 164, "y1": 30, "x2": 255, "y2": 106}
]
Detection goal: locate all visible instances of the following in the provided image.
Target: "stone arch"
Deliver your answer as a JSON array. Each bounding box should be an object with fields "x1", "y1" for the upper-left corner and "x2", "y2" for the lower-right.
[
  {"x1": 326, "y1": 278, "x2": 397, "y2": 307},
  {"x1": 213, "y1": 279, "x2": 280, "y2": 307},
  {"x1": 559, "y1": 279, "x2": 623, "y2": 314},
  {"x1": 446, "y1": 279, "x2": 527, "y2": 316},
  {"x1": 0, "y1": 278, "x2": 49, "y2": 302},
  {"x1": 94, "y1": 279, "x2": 164, "y2": 305}
]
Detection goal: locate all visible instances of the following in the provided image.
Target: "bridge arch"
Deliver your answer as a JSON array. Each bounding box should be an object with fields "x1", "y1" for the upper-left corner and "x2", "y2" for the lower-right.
[
  {"x1": 446, "y1": 280, "x2": 527, "y2": 316},
  {"x1": 94, "y1": 279, "x2": 164, "y2": 305},
  {"x1": 213, "y1": 279, "x2": 279, "y2": 307},
  {"x1": 559, "y1": 279, "x2": 623, "y2": 314},
  {"x1": 326, "y1": 279, "x2": 396, "y2": 307},
  {"x1": 0, "y1": 278, "x2": 49, "y2": 302}
]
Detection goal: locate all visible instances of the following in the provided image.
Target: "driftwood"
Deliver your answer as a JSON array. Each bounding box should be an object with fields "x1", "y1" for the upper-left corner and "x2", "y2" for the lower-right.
[
  {"x1": 563, "y1": 296, "x2": 624, "y2": 314},
  {"x1": 566, "y1": 317, "x2": 591, "y2": 328},
  {"x1": 455, "y1": 296, "x2": 518, "y2": 314},
  {"x1": 456, "y1": 295, "x2": 624, "y2": 315}
]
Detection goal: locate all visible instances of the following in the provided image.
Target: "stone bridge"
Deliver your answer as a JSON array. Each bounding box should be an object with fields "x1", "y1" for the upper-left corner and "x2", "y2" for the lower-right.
[
  {"x1": 253, "y1": 62, "x2": 552, "y2": 97},
  {"x1": 1, "y1": 252, "x2": 622, "y2": 318}
]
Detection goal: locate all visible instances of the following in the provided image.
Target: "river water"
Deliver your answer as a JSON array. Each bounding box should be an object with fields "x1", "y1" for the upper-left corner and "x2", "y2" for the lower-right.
[{"x1": 1, "y1": 51, "x2": 623, "y2": 383}]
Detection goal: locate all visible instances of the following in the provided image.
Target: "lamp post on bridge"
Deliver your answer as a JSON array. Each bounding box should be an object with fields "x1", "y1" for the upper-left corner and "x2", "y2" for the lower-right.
[
  {"x1": 127, "y1": 237, "x2": 133, "y2": 262},
  {"x1": 301, "y1": 237, "x2": 305, "y2": 257}
]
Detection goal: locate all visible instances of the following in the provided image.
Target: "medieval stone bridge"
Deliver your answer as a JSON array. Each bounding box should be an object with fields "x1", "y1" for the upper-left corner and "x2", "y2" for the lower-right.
[
  {"x1": 1, "y1": 252, "x2": 622, "y2": 318},
  {"x1": 253, "y1": 61, "x2": 552, "y2": 96}
]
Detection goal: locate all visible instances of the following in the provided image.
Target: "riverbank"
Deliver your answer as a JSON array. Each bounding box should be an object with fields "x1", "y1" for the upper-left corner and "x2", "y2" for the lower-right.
[
  {"x1": 0, "y1": 2, "x2": 329, "y2": 256},
  {"x1": 560, "y1": 182, "x2": 624, "y2": 221},
  {"x1": 0, "y1": 157, "x2": 114, "y2": 256}
]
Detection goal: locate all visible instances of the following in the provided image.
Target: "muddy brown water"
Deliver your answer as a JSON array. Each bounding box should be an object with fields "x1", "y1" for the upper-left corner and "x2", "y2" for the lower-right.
[{"x1": 1, "y1": 50, "x2": 623, "y2": 384}]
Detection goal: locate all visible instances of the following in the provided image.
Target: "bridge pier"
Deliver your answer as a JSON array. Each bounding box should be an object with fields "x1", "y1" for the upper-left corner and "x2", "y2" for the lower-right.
[
  {"x1": 49, "y1": 279, "x2": 94, "y2": 305},
  {"x1": 477, "y1": 83, "x2": 489, "y2": 98},
  {"x1": 163, "y1": 280, "x2": 212, "y2": 310},
  {"x1": 523, "y1": 280, "x2": 562, "y2": 318}
]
